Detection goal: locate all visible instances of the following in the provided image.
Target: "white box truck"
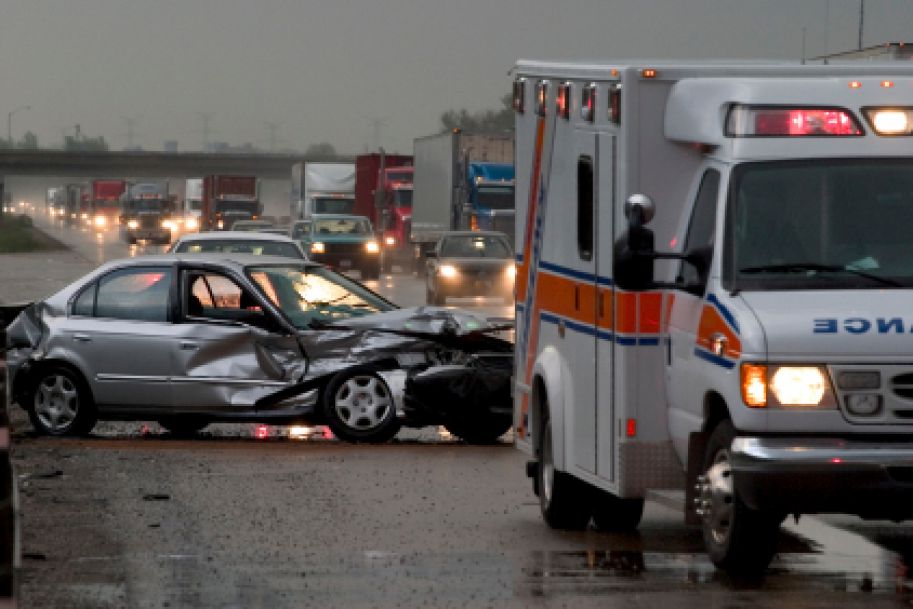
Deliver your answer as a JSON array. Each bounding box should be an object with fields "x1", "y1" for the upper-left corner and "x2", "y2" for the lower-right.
[
  {"x1": 411, "y1": 131, "x2": 514, "y2": 270},
  {"x1": 513, "y1": 59, "x2": 913, "y2": 573},
  {"x1": 290, "y1": 162, "x2": 356, "y2": 220}
]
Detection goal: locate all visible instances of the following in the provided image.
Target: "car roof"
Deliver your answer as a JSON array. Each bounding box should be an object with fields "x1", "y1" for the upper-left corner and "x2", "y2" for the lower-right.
[
  {"x1": 439, "y1": 231, "x2": 508, "y2": 239},
  {"x1": 311, "y1": 214, "x2": 371, "y2": 221},
  {"x1": 173, "y1": 231, "x2": 296, "y2": 243}
]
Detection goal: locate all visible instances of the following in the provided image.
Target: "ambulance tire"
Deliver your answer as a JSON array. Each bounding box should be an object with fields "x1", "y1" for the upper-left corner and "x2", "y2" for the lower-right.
[
  {"x1": 592, "y1": 491, "x2": 644, "y2": 532},
  {"x1": 700, "y1": 420, "x2": 780, "y2": 574},
  {"x1": 537, "y1": 415, "x2": 593, "y2": 530}
]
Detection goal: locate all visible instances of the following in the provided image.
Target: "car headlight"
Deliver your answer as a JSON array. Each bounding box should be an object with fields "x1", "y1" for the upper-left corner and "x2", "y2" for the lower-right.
[
  {"x1": 384, "y1": 236, "x2": 396, "y2": 247},
  {"x1": 127, "y1": 220, "x2": 139, "y2": 230},
  {"x1": 365, "y1": 240, "x2": 380, "y2": 254},
  {"x1": 311, "y1": 242, "x2": 326, "y2": 254},
  {"x1": 185, "y1": 217, "x2": 199, "y2": 231},
  {"x1": 162, "y1": 220, "x2": 176, "y2": 230},
  {"x1": 217, "y1": 220, "x2": 224, "y2": 229},
  {"x1": 93, "y1": 215, "x2": 106, "y2": 228},
  {"x1": 81, "y1": 212, "x2": 89, "y2": 220},
  {"x1": 740, "y1": 364, "x2": 836, "y2": 408},
  {"x1": 505, "y1": 264, "x2": 516, "y2": 280},
  {"x1": 439, "y1": 264, "x2": 459, "y2": 279}
]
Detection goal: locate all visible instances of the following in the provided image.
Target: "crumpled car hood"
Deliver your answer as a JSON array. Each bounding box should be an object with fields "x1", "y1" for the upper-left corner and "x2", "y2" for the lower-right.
[{"x1": 327, "y1": 306, "x2": 511, "y2": 337}]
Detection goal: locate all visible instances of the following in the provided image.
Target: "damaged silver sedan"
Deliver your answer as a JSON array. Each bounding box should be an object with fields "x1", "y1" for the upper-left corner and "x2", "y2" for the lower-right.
[{"x1": 5, "y1": 254, "x2": 513, "y2": 443}]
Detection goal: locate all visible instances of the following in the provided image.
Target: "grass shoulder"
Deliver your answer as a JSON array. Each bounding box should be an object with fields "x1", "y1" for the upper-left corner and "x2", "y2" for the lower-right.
[{"x1": 0, "y1": 215, "x2": 67, "y2": 253}]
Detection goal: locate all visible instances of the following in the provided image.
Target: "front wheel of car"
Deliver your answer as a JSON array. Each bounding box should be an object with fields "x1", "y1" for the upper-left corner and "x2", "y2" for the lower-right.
[
  {"x1": 444, "y1": 414, "x2": 512, "y2": 445},
  {"x1": 322, "y1": 367, "x2": 401, "y2": 443},
  {"x1": 538, "y1": 412, "x2": 593, "y2": 529},
  {"x1": 28, "y1": 366, "x2": 97, "y2": 436}
]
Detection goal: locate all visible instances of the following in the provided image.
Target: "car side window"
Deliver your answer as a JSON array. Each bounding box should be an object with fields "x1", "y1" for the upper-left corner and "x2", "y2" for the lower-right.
[
  {"x1": 679, "y1": 169, "x2": 721, "y2": 291},
  {"x1": 184, "y1": 272, "x2": 263, "y2": 323},
  {"x1": 72, "y1": 282, "x2": 96, "y2": 317},
  {"x1": 95, "y1": 267, "x2": 173, "y2": 322}
]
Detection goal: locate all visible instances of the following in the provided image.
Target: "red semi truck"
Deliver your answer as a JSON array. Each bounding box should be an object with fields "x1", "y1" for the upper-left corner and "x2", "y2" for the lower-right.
[
  {"x1": 201, "y1": 175, "x2": 262, "y2": 231},
  {"x1": 89, "y1": 179, "x2": 127, "y2": 231},
  {"x1": 355, "y1": 153, "x2": 413, "y2": 272}
]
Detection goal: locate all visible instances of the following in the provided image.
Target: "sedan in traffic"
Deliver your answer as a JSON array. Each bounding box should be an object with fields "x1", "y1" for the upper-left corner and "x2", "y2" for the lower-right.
[
  {"x1": 5, "y1": 255, "x2": 513, "y2": 444},
  {"x1": 426, "y1": 231, "x2": 516, "y2": 305},
  {"x1": 168, "y1": 231, "x2": 309, "y2": 260}
]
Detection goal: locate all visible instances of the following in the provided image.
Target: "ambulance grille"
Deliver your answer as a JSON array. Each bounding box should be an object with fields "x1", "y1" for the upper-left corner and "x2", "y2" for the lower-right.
[{"x1": 890, "y1": 373, "x2": 913, "y2": 400}]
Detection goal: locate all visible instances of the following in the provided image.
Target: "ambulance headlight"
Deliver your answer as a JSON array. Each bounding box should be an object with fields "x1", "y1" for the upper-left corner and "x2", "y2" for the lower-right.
[
  {"x1": 127, "y1": 220, "x2": 139, "y2": 230},
  {"x1": 863, "y1": 107, "x2": 913, "y2": 135},
  {"x1": 741, "y1": 364, "x2": 837, "y2": 409}
]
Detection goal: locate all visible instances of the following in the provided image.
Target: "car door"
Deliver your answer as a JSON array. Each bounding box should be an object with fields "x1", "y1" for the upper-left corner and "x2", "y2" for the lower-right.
[
  {"x1": 170, "y1": 267, "x2": 303, "y2": 413},
  {"x1": 63, "y1": 265, "x2": 176, "y2": 410}
]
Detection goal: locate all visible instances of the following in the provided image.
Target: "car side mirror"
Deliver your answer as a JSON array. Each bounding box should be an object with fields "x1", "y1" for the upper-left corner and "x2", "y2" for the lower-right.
[{"x1": 613, "y1": 194, "x2": 657, "y2": 291}]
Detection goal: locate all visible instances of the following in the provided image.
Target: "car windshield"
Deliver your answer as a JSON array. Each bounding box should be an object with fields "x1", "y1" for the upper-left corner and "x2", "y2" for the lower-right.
[
  {"x1": 176, "y1": 240, "x2": 303, "y2": 258},
  {"x1": 248, "y1": 265, "x2": 393, "y2": 327},
  {"x1": 729, "y1": 159, "x2": 913, "y2": 290},
  {"x1": 440, "y1": 235, "x2": 511, "y2": 258},
  {"x1": 313, "y1": 198, "x2": 355, "y2": 214},
  {"x1": 313, "y1": 217, "x2": 371, "y2": 235},
  {"x1": 124, "y1": 200, "x2": 168, "y2": 212},
  {"x1": 215, "y1": 200, "x2": 259, "y2": 212},
  {"x1": 476, "y1": 186, "x2": 514, "y2": 210}
]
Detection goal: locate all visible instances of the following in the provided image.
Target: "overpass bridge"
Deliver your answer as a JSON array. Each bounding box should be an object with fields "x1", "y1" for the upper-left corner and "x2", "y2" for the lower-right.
[{"x1": 0, "y1": 150, "x2": 353, "y2": 179}]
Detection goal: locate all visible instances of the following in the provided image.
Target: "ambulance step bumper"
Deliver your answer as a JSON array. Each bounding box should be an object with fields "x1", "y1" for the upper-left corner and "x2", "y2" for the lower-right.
[{"x1": 731, "y1": 436, "x2": 913, "y2": 519}]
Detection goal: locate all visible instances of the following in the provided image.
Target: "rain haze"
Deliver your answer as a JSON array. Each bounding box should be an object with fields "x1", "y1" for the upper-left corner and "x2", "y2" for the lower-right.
[{"x1": 2, "y1": 0, "x2": 912, "y2": 154}]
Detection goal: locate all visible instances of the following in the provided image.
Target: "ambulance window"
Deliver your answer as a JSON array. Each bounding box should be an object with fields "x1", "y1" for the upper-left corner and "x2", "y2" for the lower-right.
[
  {"x1": 680, "y1": 169, "x2": 720, "y2": 290},
  {"x1": 577, "y1": 156, "x2": 594, "y2": 261}
]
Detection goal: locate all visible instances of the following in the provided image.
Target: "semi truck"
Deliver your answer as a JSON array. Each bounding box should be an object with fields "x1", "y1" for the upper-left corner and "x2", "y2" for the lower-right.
[
  {"x1": 88, "y1": 179, "x2": 127, "y2": 231},
  {"x1": 46, "y1": 187, "x2": 65, "y2": 220},
  {"x1": 512, "y1": 59, "x2": 913, "y2": 574},
  {"x1": 355, "y1": 152, "x2": 413, "y2": 272},
  {"x1": 290, "y1": 162, "x2": 356, "y2": 221},
  {"x1": 63, "y1": 183, "x2": 88, "y2": 226},
  {"x1": 410, "y1": 131, "x2": 514, "y2": 272},
  {"x1": 183, "y1": 178, "x2": 203, "y2": 231},
  {"x1": 119, "y1": 181, "x2": 173, "y2": 244},
  {"x1": 201, "y1": 175, "x2": 261, "y2": 231}
]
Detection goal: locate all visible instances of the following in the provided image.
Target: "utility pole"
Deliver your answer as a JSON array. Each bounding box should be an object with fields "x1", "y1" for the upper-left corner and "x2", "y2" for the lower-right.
[
  {"x1": 366, "y1": 117, "x2": 387, "y2": 150},
  {"x1": 7, "y1": 105, "x2": 30, "y2": 146},
  {"x1": 265, "y1": 121, "x2": 281, "y2": 152},
  {"x1": 858, "y1": 0, "x2": 865, "y2": 50}
]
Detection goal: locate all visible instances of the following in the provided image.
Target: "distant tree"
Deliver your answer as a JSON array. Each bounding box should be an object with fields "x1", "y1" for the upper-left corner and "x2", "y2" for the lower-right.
[
  {"x1": 304, "y1": 142, "x2": 337, "y2": 157},
  {"x1": 18, "y1": 131, "x2": 38, "y2": 150},
  {"x1": 440, "y1": 93, "x2": 514, "y2": 133}
]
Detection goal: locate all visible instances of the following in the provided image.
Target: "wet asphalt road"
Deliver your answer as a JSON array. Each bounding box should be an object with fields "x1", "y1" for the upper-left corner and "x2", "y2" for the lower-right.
[{"x1": 6, "y1": 210, "x2": 913, "y2": 608}]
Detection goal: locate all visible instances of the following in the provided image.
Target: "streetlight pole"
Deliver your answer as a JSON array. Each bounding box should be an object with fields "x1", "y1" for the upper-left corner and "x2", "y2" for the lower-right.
[{"x1": 7, "y1": 105, "x2": 31, "y2": 146}]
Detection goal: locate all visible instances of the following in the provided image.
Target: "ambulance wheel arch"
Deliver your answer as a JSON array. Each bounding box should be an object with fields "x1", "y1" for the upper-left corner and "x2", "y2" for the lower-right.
[{"x1": 530, "y1": 346, "x2": 570, "y2": 472}]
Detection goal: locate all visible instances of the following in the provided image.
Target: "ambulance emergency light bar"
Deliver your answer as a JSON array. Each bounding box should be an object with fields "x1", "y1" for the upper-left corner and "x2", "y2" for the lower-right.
[{"x1": 726, "y1": 105, "x2": 864, "y2": 137}]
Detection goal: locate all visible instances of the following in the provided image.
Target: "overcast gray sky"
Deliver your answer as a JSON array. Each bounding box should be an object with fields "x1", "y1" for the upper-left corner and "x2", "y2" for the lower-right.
[{"x1": 2, "y1": 0, "x2": 911, "y2": 154}]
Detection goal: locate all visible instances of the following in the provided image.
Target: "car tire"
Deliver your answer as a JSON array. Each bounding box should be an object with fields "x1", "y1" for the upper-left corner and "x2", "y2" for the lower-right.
[
  {"x1": 538, "y1": 411, "x2": 593, "y2": 529},
  {"x1": 592, "y1": 491, "x2": 644, "y2": 532},
  {"x1": 698, "y1": 419, "x2": 780, "y2": 574},
  {"x1": 27, "y1": 366, "x2": 97, "y2": 436},
  {"x1": 381, "y1": 254, "x2": 393, "y2": 274},
  {"x1": 322, "y1": 367, "x2": 401, "y2": 444},
  {"x1": 444, "y1": 414, "x2": 512, "y2": 445},
  {"x1": 158, "y1": 417, "x2": 209, "y2": 437},
  {"x1": 127, "y1": 236, "x2": 136, "y2": 245}
]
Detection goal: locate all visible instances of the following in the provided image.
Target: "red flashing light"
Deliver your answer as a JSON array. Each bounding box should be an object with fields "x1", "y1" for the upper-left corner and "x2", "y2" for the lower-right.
[
  {"x1": 581, "y1": 83, "x2": 596, "y2": 123},
  {"x1": 882, "y1": 80, "x2": 895, "y2": 88},
  {"x1": 831, "y1": 458, "x2": 842, "y2": 464},
  {"x1": 556, "y1": 82, "x2": 571, "y2": 120},
  {"x1": 626, "y1": 418, "x2": 637, "y2": 438},
  {"x1": 255, "y1": 424, "x2": 269, "y2": 440},
  {"x1": 728, "y1": 105, "x2": 863, "y2": 137},
  {"x1": 849, "y1": 81, "x2": 862, "y2": 89}
]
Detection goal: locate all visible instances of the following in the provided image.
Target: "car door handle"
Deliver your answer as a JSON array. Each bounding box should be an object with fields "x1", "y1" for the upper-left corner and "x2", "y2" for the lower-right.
[
  {"x1": 72, "y1": 333, "x2": 92, "y2": 343},
  {"x1": 180, "y1": 341, "x2": 198, "y2": 350}
]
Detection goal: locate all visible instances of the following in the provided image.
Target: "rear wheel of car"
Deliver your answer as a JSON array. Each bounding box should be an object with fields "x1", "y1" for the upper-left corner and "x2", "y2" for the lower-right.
[
  {"x1": 444, "y1": 414, "x2": 512, "y2": 445},
  {"x1": 322, "y1": 367, "x2": 401, "y2": 443},
  {"x1": 592, "y1": 491, "x2": 644, "y2": 532},
  {"x1": 698, "y1": 419, "x2": 780, "y2": 574},
  {"x1": 158, "y1": 417, "x2": 209, "y2": 437},
  {"x1": 538, "y1": 412, "x2": 593, "y2": 529},
  {"x1": 28, "y1": 366, "x2": 97, "y2": 436}
]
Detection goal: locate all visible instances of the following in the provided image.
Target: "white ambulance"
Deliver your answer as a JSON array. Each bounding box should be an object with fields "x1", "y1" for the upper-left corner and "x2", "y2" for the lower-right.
[{"x1": 512, "y1": 60, "x2": 913, "y2": 573}]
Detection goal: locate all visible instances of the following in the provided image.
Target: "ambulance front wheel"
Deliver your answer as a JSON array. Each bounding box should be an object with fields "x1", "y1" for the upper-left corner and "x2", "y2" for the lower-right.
[
  {"x1": 537, "y1": 413, "x2": 593, "y2": 530},
  {"x1": 698, "y1": 419, "x2": 780, "y2": 574}
]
